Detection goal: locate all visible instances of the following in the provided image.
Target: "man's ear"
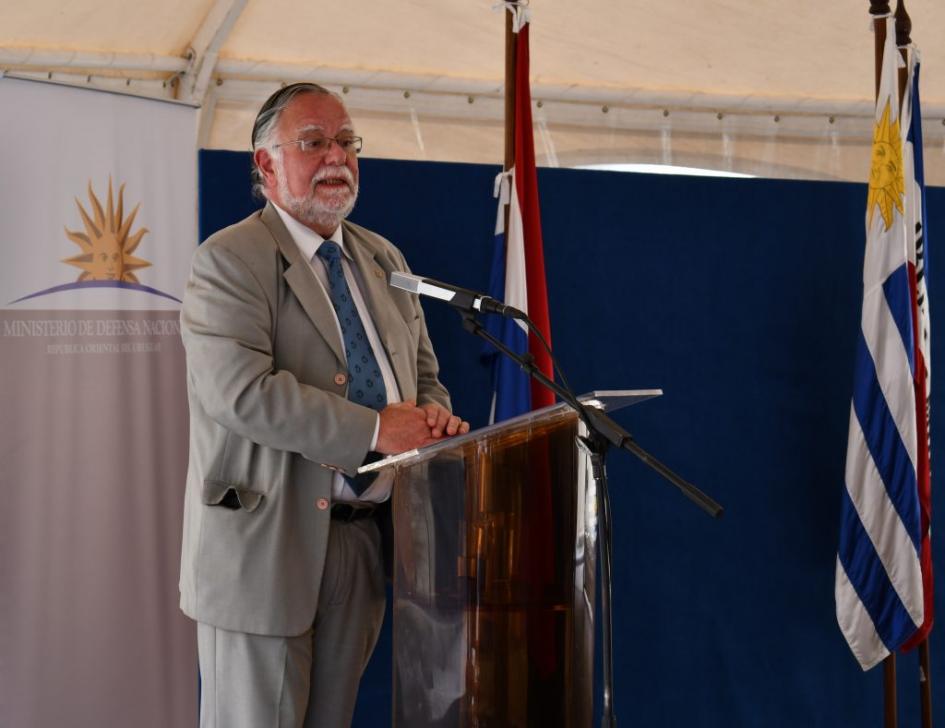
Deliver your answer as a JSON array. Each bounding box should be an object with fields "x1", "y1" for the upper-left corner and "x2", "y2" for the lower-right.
[{"x1": 254, "y1": 148, "x2": 277, "y2": 187}]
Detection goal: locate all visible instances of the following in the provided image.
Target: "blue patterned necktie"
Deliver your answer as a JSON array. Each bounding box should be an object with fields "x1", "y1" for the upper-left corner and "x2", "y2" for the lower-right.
[{"x1": 316, "y1": 240, "x2": 387, "y2": 495}]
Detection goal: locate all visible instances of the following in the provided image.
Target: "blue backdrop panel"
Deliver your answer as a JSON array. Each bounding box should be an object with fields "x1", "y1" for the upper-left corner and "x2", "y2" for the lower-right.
[{"x1": 198, "y1": 149, "x2": 944, "y2": 727}]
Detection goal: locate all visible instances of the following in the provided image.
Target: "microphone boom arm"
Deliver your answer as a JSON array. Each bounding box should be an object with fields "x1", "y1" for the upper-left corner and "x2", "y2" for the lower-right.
[{"x1": 462, "y1": 311, "x2": 723, "y2": 518}]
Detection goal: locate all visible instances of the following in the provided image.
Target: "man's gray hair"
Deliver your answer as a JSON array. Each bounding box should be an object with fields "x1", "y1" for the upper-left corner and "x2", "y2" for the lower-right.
[{"x1": 249, "y1": 82, "x2": 342, "y2": 199}]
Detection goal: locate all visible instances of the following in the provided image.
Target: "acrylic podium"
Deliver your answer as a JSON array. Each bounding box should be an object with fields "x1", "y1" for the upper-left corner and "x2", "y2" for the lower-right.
[{"x1": 359, "y1": 390, "x2": 661, "y2": 727}]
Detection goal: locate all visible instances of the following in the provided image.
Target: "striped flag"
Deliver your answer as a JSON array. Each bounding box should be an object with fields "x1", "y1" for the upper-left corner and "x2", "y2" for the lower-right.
[
  {"x1": 835, "y1": 19, "x2": 928, "y2": 670},
  {"x1": 900, "y1": 50, "x2": 934, "y2": 652},
  {"x1": 483, "y1": 12, "x2": 554, "y2": 423},
  {"x1": 482, "y1": 8, "x2": 558, "y2": 679}
]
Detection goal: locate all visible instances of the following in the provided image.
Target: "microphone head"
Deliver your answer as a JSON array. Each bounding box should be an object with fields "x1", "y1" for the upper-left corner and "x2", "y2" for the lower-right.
[{"x1": 389, "y1": 271, "x2": 422, "y2": 294}]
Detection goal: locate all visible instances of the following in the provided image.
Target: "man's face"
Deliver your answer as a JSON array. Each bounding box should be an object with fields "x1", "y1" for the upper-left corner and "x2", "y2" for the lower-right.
[{"x1": 257, "y1": 93, "x2": 360, "y2": 235}]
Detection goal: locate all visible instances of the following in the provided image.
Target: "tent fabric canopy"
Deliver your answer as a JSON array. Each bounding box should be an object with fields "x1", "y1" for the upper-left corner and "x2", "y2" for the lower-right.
[{"x1": 2, "y1": 0, "x2": 943, "y2": 182}]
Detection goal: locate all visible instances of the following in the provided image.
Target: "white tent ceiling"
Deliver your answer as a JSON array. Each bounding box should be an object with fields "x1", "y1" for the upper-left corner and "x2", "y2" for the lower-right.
[{"x1": 3, "y1": 0, "x2": 943, "y2": 183}]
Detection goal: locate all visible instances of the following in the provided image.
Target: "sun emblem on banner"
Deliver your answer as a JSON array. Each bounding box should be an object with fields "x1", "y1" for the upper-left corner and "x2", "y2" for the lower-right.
[
  {"x1": 63, "y1": 178, "x2": 151, "y2": 282},
  {"x1": 867, "y1": 100, "x2": 904, "y2": 232},
  {"x1": 8, "y1": 176, "x2": 180, "y2": 305}
]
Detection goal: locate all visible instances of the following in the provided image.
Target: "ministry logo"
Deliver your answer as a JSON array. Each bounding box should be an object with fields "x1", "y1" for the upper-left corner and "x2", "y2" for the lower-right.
[
  {"x1": 10, "y1": 178, "x2": 181, "y2": 304},
  {"x1": 64, "y1": 178, "x2": 151, "y2": 283}
]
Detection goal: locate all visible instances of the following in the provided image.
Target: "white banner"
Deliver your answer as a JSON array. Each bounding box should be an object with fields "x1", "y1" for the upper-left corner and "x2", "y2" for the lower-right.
[
  {"x1": 0, "y1": 77, "x2": 198, "y2": 727},
  {"x1": 0, "y1": 76, "x2": 195, "y2": 310}
]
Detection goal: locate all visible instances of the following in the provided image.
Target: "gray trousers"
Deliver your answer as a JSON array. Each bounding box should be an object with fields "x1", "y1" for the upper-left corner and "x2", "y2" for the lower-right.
[{"x1": 197, "y1": 518, "x2": 386, "y2": 728}]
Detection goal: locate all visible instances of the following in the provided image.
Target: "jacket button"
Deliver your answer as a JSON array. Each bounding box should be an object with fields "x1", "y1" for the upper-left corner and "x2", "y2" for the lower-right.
[
  {"x1": 316, "y1": 498, "x2": 329, "y2": 510},
  {"x1": 334, "y1": 372, "x2": 347, "y2": 386}
]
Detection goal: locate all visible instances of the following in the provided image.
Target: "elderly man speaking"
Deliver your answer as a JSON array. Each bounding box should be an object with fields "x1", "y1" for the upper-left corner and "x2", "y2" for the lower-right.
[{"x1": 178, "y1": 82, "x2": 468, "y2": 727}]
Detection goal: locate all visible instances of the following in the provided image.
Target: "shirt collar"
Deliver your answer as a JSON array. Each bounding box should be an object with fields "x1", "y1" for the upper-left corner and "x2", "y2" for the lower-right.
[{"x1": 270, "y1": 201, "x2": 348, "y2": 262}]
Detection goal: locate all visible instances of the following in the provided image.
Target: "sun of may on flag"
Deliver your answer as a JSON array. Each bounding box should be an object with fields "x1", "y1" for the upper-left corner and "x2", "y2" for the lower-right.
[{"x1": 835, "y1": 16, "x2": 931, "y2": 671}]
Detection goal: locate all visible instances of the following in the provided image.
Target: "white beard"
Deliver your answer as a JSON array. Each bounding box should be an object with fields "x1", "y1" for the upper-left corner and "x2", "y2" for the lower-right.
[{"x1": 275, "y1": 162, "x2": 359, "y2": 230}]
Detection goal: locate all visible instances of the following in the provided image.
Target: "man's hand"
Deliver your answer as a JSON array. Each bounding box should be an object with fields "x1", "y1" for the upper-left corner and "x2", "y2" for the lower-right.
[
  {"x1": 420, "y1": 402, "x2": 470, "y2": 439},
  {"x1": 376, "y1": 401, "x2": 471, "y2": 455},
  {"x1": 376, "y1": 400, "x2": 437, "y2": 455}
]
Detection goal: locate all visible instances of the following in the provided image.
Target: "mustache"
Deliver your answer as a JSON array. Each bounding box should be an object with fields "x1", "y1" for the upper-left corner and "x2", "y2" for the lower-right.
[{"x1": 311, "y1": 166, "x2": 356, "y2": 190}]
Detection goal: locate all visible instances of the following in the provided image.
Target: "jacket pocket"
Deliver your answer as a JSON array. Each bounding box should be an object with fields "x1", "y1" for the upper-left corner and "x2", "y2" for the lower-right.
[{"x1": 202, "y1": 479, "x2": 264, "y2": 512}]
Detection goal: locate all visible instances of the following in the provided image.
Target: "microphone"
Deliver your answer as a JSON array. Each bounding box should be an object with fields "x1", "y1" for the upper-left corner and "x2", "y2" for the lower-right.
[{"x1": 389, "y1": 272, "x2": 521, "y2": 318}]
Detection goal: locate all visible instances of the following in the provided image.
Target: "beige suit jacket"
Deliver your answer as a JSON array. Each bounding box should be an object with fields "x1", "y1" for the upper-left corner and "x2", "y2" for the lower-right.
[{"x1": 178, "y1": 203, "x2": 450, "y2": 636}]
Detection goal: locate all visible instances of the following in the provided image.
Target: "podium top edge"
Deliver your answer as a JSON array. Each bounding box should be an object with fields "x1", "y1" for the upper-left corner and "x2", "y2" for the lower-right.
[
  {"x1": 582, "y1": 389, "x2": 663, "y2": 410},
  {"x1": 356, "y1": 388, "x2": 662, "y2": 475}
]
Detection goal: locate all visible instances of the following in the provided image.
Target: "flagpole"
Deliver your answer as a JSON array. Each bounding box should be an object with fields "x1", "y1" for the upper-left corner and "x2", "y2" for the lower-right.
[
  {"x1": 870, "y1": 0, "x2": 889, "y2": 98},
  {"x1": 894, "y1": 1, "x2": 910, "y2": 111},
  {"x1": 884, "y1": 657, "x2": 898, "y2": 728},
  {"x1": 502, "y1": 2, "x2": 517, "y2": 247},
  {"x1": 504, "y1": 6, "x2": 516, "y2": 174},
  {"x1": 870, "y1": 2, "x2": 897, "y2": 722},
  {"x1": 919, "y1": 642, "x2": 933, "y2": 727}
]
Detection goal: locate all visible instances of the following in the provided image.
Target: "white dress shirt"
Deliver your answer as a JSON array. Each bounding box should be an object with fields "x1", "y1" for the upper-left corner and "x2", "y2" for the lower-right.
[{"x1": 272, "y1": 203, "x2": 399, "y2": 503}]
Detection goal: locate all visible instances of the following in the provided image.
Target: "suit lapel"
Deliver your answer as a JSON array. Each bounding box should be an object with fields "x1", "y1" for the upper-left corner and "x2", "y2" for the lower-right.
[
  {"x1": 343, "y1": 223, "x2": 415, "y2": 398},
  {"x1": 260, "y1": 204, "x2": 346, "y2": 365}
]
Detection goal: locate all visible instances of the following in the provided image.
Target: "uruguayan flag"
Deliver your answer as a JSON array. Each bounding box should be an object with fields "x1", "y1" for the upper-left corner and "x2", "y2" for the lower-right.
[{"x1": 835, "y1": 17, "x2": 925, "y2": 670}]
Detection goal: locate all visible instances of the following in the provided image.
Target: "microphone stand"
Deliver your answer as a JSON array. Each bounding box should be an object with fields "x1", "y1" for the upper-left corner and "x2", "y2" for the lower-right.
[{"x1": 459, "y1": 310, "x2": 723, "y2": 728}]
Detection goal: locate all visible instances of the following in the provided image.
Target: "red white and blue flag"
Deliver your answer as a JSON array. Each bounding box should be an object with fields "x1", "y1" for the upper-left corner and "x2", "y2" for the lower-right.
[
  {"x1": 899, "y1": 49, "x2": 934, "y2": 653},
  {"x1": 835, "y1": 21, "x2": 933, "y2": 670},
  {"x1": 483, "y1": 13, "x2": 554, "y2": 423}
]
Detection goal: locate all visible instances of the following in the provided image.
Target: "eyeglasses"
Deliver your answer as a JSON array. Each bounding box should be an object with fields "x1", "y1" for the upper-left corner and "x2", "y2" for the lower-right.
[{"x1": 274, "y1": 135, "x2": 363, "y2": 156}]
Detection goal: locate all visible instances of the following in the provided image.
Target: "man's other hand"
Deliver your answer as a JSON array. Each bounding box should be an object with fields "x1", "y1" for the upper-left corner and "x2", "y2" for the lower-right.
[{"x1": 420, "y1": 403, "x2": 470, "y2": 439}]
